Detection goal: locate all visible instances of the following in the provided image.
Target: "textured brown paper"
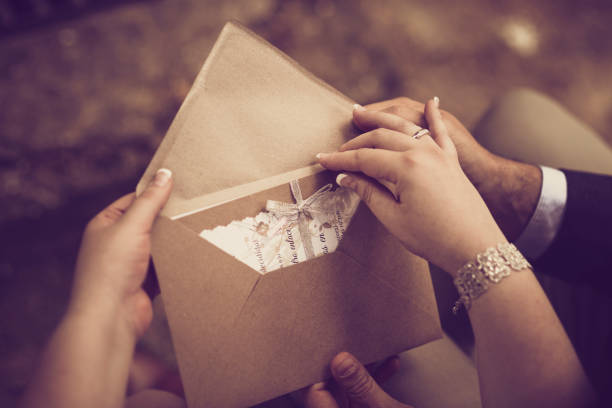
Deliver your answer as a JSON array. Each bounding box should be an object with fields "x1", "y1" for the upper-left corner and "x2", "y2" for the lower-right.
[{"x1": 137, "y1": 22, "x2": 442, "y2": 408}]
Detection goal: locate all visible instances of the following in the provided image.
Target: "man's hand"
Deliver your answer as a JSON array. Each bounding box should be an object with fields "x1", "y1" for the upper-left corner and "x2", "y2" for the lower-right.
[
  {"x1": 302, "y1": 352, "x2": 414, "y2": 408},
  {"x1": 360, "y1": 97, "x2": 542, "y2": 241}
]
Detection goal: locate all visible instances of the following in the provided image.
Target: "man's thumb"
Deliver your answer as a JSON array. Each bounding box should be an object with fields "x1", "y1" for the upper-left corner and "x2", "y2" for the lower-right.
[{"x1": 331, "y1": 352, "x2": 393, "y2": 408}]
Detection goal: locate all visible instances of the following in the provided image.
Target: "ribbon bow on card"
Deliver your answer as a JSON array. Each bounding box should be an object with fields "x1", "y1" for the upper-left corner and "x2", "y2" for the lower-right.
[{"x1": 266, "y1": 180, "x2": 335, "y2": 259}]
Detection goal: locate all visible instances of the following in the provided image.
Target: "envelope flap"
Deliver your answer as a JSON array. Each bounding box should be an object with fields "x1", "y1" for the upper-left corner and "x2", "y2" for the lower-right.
[{"x1": 136, "y1": 21, "x2": 358, "y2": 218}]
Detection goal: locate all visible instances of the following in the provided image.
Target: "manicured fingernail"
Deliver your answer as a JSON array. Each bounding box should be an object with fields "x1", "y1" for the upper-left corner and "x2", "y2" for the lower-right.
[
  {"x1": 433, "y1": 96, "x2": 440, "y2": 107},
  {"x1": 336, "y1": 173, "x2": 349, "y2": 186},
  {"x1": 316, "y1": 152, "x2": 330, "y2": 160},
  {"x1": 353, "y1": 103, "x2": 365, "y2": 112},
  {"x1": 153, "y1": 168, "x2": 172, "y2": 187}
]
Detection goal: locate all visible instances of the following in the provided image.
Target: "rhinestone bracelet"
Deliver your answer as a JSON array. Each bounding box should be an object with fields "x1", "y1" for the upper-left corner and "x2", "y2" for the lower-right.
[{"x1": 452, "y1": 243, "x2": 531, "y2": 314}]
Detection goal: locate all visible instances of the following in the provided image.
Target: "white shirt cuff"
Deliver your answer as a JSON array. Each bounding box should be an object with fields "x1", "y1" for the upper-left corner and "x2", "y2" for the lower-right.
[{"x1": 513, "y1": 166, "x2": 567, "y2": 260}]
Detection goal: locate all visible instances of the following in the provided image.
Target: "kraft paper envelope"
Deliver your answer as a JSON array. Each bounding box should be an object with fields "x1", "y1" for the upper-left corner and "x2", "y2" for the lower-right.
[{"x1": 137, "y1": 22, "x2": 442, "y2": 408}]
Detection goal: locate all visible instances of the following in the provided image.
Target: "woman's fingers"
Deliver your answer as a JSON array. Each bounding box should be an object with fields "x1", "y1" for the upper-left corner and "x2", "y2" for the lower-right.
[
  {"x1": 122, "y1": 168, "x2": 173, "y2": 233},
  {"x1": 352, "y1": 105, "x2": 423, "y2": 135},
  {"x1": 340, "y1": 128, "x2": 414, "y2": 152},
  {"x1": 424, "y1": 97, "x2": 455, "y2": 153},
  {"x1": 88, "y1": 193, "x2": 137, "y2": 229},
  {"x1": 109, "y1": 193, "x2": 137, "y2": 212},
  {"x1": 335, "y1": 172, "x2": 398, "y2": 227},
  {"x1": 317, "y1": 148, "x2": 400, "y2": 183}
]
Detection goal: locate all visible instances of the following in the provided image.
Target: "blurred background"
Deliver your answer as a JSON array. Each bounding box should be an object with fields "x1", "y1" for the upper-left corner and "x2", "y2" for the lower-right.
[{"x1": 2, "y1": 0, "x2": 612, "y2": 406}]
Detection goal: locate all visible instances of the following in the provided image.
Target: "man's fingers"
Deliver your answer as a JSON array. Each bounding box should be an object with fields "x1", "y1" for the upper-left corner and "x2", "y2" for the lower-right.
[
  {"x1": 317, "y1": 149, "x2": 400, "y2": 184},
  {"x1": 379, "y1": 105, "x2": 427, "y2": 127},
  {"x1": 364, "y1": 96, "x2": 425, "y2": 113},
  {"x1": 330, "y1": 352, "x2": 396, "y2": 408},
  {"x1": 122, "y1": 168, "x2": 173, "y2": 233},
  {"x1": 352, "y1": 107, "x2": 423, "y2": 135},
  {"x1": 299, "y1": 382, "x2": 340, "y2": 408},
  {"x1": 340, "y1": 128, "x2": 414, "y2": 152},
  {"x1": 424, "y1": 97, "x2": 455, "y2": 153},
  {"x1": 372, "y1": 355, "x2": 401, "y2": 385}
]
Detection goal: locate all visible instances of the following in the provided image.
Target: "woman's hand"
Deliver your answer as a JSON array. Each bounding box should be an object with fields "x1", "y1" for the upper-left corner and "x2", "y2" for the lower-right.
[
  {"x1": 317, "y1": 99, "x2": 506, "y2": 275},
  {"x1": 21, "y1": 169, "x2": 174, "y2": 408},
  {"x1": 70, "y1": 168, "x2": 173, "y2": 338},
  {"x1": 360, "y1": 96, "x2": 542, "y2": 241}
]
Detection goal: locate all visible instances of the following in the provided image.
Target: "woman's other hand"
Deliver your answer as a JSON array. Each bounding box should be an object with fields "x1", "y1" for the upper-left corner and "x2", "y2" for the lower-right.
[
  {"x1": 317, "y1": 99, "x2": 506, "y2": 275},
  {"x1": 21, "y1": 169, "x2": 174, "y2": 408},
  {"x1": 70, "y1": 168, "x2": 173, "y2": 338}
]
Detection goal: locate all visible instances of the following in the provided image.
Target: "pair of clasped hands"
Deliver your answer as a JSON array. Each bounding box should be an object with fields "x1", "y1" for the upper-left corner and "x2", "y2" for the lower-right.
[{"x1": 22, "y1": 97, "x2": 509, "y2": 408}]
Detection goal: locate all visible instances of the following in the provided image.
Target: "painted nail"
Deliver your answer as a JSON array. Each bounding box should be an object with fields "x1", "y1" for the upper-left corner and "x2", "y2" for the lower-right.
[
  {"x1": 336, "y1": 173, "x2": 348, "y2": 186},
  {"x1": 153, "y1": 168, "x2": 172, "y2": 187},
  {"x1": 352, "y1": 103, "x2": 365, "y2": 112},
  {"x1": 316, "y1": 153, "x2": 330, "y2": 160},
  {"x1": 433, "y1": 96, "x2": 440, "y2": 107}
]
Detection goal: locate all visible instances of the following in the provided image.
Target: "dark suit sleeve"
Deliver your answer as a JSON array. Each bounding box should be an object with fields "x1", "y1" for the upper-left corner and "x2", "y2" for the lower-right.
[{"x1": 533, "y1": 169, "x2": 612, "y2": 294}]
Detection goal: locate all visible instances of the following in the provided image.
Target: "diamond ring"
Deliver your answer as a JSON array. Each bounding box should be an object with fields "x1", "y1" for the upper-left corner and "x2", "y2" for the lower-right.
[{"x1": 411, "y1": 128, "x2": 430, "y2": 140}]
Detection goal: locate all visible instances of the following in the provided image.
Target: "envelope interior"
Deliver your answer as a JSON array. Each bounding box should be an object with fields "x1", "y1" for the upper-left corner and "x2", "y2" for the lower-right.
[
  {"x1": 169, "y1": 167, "x2": 440, "y2": 331},
  {"x1": 176, "y1": 170, "x2": 342, "y2": 275}
]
